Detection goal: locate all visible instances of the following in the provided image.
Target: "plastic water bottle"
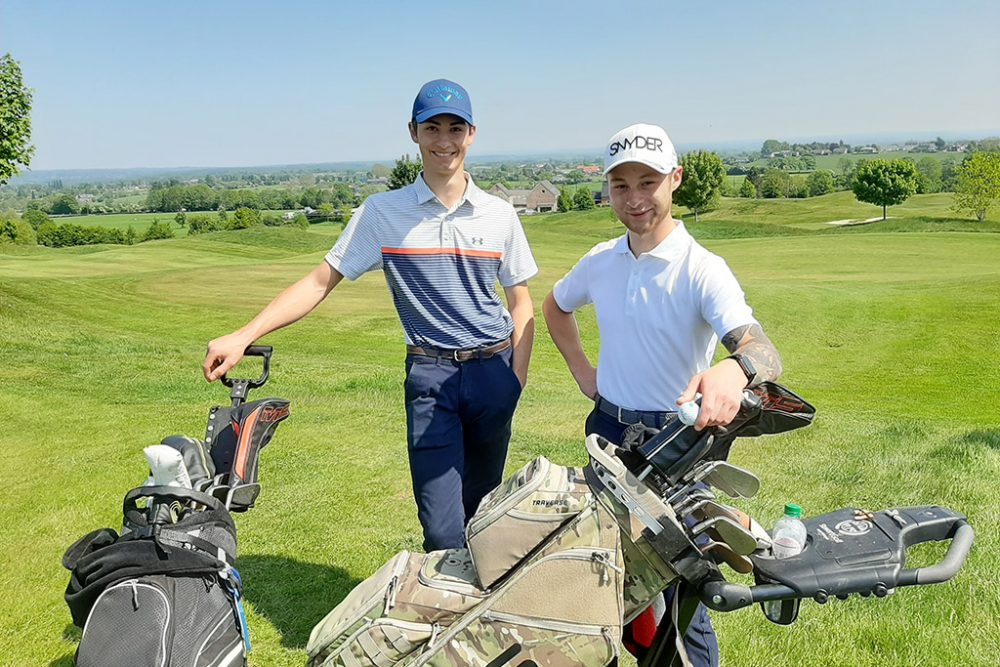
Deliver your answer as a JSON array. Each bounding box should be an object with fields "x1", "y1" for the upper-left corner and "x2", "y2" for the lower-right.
[
  {"x1": 771, "y1": 503, "x2": 807, "y2": 558},
  {"x1": 764, "y1": 503, "x2": 807, "y2": 624}
]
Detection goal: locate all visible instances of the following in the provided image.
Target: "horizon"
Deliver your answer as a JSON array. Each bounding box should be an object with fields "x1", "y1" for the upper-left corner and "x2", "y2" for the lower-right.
[{"x1": 3, "y1": 1, "x2": 998, "y2": 172}]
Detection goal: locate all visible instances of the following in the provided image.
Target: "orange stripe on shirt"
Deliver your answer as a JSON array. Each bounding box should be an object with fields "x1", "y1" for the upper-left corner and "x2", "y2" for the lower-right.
[{"x1": 381, "y1": 246, "x2": 502, "y2": 260}]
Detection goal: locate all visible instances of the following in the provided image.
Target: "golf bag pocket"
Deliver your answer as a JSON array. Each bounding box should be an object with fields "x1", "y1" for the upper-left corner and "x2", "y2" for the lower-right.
[
  {"x1": 75, "y1": 573, "x2": 247, "y2": 667},
  {"x1": 418, "y1": 547, "x2": 623, "y2": 667},
  {"x1": 466, "y1": 456, "x2": 593, "y2": 588},
  {"x1": 307, "y1": 549, "x2": 486, "y2": 666}
]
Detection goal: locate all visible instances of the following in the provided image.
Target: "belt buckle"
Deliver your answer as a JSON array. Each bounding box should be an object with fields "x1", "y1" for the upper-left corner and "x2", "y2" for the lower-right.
[{"x1": 617, "y1": 405, "x2": 625, "y2": 424}]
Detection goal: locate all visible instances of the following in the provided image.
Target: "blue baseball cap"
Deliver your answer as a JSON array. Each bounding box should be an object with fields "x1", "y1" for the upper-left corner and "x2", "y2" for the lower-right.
[{"x1": 412, "y1": 79, "x2": 474, "y2": 125}]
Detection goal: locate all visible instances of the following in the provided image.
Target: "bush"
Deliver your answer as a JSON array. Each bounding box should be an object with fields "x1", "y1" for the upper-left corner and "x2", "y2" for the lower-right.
[
  {"x1": 22, "y1": 207, "x2": 50, "y2": 230},
  {"x1": 286, "y1": 212, "x2": 309, "y2": 228},
  {"x1": 230, "y1": 207, "x2": 261, "y2": 230},
  {"x1": 262, "y1": 213, "x2": 283, "y2": 227},
  {"x1": 141, "y1": 219, "x2": 175, "y2": 242},
  {"x1": 35, "y1": 221, "x2": 125, "y2": 247},
  {"x1": 0, "y1": 212, "x2": 36, "y2": 245},
  {"x1": 187, "y1": 214, "x2": 224, "y2": 235}
]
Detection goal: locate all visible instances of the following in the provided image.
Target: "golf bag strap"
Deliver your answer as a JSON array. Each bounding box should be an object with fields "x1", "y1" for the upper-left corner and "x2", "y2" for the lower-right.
[
  {"x1": 671, "y1": 589, "x2": 692, "y2": 667},
  {"x1": 122, "y1": 485, "x2": 232, "y2": 528},
  {"x1": 157, "y1": 531, "x2": 236, "y2": 569}
]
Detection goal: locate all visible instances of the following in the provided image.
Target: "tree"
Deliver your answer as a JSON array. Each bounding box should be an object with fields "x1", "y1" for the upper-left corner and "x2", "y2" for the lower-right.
[
  {"x1": 934, "y1": 136, "x2": 946, "y2": 151},
  {"x1": 50, "y1": 193, "x2": 81, "y2": 215},
  {"x1": 674, "y1": 151, "x2": 725, "y2": 221},
  {"x1": 915, "y1": 157, "x2": 943, "y2": 194},
  {"x1": 389, "y1": 154, "x2": 422, "y2": 190},
  {"x1": 22, "y1": 207, "x2": 49, "y2": 229},
  {"x1": 0, "y1": 211, "x2": 35, "y2": 245},
  {"x1": 230, "y1": 206, "x2": 261, "y2": 229},
  {"x1": 806, "y1": 170, "x2": 835, "y2": 197},
  {"x1": 124, "y1": 226, "x2": 137, "y2": 245},
  {"x1": 738, "y1": 177, "x2": 757, "y2": 198},
  {"x1": 371, "y1": 163, "x2": 391, "y2": 179},
  {"x1": 174, "y1": 211, "x2": 187, "y2": 228},
  {"x1": 851, "y1": 159, "x2": 919, "y2": 220},
  {"x1": 0, "y1": 54, "x2": 34, "y2": 185},
  {"x1": 761, "y1": 139, "x2": 789, "y2": 157},
  {"x1": 759, "y1": 169, "x2": 792, "y2": 198},
  {"x1": 573, "y1": 186, "x2": 595, "y2": 210},
  {"x1": 952, "y1": 152, "x2": 1000, "y2": 221},
  {"x1": 557, "y1": 188, "x2": 573, "y2": 213}
]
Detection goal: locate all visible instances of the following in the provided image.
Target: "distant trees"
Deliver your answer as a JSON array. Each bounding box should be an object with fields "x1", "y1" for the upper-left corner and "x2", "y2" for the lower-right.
[
  {"x1": 0, "y1": 54, "x2": 34, "y2": 185},
  {"x1": 370, "y1": 163, "x2": 391, "y2": 179},
  {"x1": 141, "y1": 219, "x2": 175, "y2": 241},
  {"x1": 573, "y1": 186, "x2": 596, "y2": 210},
  {"x1": 674, "y1": 151, "x2": 725, "y2": 221},
  {"x1": 557, "y1": 188, "x2": 573, "y2": 213},
  {"x1": 230, "y1": 207, "x2": 261, "y2": 230},
  {"x1": 952, "y1": 152, "x2": 1000, "y2": 221},
  {"x1": 389, "y1": 154, "x2": 422, "y2": 190},
  {"x1": 915, "y1": 157, "x2": 942, "y2": 193},
  {"x1": 806, "y1": 170, "x2": 835, "y2": 197},
  {"x1": 50, "y1": 193, "x2": 81, "y2": 215},
  {"x1": 759, "y1": 169, "x2": 792, "y2": 199},
  {"x1": 0, "y1": 211, "x2": 35, "y2": 245},
  {"x1": 851, "y1": 159, "x2": 919, "y2": 220},
  {"x1": 738, "y1": 177, "x2": 757, "y2": 198}
]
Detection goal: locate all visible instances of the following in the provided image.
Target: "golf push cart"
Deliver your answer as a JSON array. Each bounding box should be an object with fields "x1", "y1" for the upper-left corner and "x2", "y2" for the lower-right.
[
  {"x1": 306, "y1": 381, "x2": 974, "y2": 667},
  {"x1": 63, "y1": 346, "x2": 289, "y2": 667}
]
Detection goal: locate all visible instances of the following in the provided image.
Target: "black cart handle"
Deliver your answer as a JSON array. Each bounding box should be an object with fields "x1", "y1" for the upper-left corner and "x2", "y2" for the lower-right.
[
  {"x1": 221, "y1": 345, "x2": 272, "y2": 389},
  {"x1": 898, "y1": 521, "x2": 974, "y2": 586}
]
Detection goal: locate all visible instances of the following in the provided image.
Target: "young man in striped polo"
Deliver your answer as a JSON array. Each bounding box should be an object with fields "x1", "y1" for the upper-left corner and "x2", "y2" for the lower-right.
[{"x1": 203, "y1": 79, "x2": 537, "y2": 551}]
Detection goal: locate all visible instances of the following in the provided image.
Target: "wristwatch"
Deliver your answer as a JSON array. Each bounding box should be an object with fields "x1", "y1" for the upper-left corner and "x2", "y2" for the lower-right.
[{"x1": 727, "y1": 353, "x2": 757, "y2": 386}]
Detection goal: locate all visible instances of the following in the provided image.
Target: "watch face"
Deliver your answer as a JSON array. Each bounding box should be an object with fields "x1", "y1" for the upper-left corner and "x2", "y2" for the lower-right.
[{"x1": 735, "y1": 354, "x2": 756, "y2": 381}]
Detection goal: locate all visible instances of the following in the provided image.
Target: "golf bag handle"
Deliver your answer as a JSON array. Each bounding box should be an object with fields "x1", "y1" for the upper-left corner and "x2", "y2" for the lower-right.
[
  {"x1": 699, "y1": 520, "x2": 975, "y2": 612},
  {"x1": 123, "y1": 485, "x2": 229, "y2": 526},
  {"x1": 221, "y1": 345, "x2": 272, "y2": 390}
]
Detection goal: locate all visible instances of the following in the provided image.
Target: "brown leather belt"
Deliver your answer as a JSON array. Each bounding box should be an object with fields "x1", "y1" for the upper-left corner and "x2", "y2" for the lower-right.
[{"x1": 406, "y1": 338, "x2": 511, "y2": 362}]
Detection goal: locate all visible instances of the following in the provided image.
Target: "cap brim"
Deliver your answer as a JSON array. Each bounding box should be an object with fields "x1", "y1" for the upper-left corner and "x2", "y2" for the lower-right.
[
  {"x1": 603, "y1": 156, "x2": 675, "y2": 176},
  {"x1": 413, "y1": 106, "x2": 474, "y2": 125}
]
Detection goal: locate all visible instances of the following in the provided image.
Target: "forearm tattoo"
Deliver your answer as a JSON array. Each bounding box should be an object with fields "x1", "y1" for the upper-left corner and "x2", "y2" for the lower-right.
[{"x1": 721, "y1": 323, "x2": 783, "y2": 386}]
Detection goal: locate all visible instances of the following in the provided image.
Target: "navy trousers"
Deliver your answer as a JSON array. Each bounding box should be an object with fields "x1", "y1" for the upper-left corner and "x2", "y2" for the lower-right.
[
  {"x1": 405, "y1": 348, "x2": 522, "y2": 552},
  {"x1": 586, "y1": 406, "x2": 720, "y2": 667}
]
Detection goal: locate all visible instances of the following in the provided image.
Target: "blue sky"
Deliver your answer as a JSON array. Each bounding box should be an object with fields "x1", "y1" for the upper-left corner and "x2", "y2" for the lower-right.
[{"x1": 3, "y1": 0, "x2": 998, "y2": 169}]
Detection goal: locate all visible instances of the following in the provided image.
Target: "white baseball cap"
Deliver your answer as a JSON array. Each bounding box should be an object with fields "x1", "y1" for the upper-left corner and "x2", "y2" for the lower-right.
[{"x1": 604, "y1": 123, "x2": 679, "y2": 175}]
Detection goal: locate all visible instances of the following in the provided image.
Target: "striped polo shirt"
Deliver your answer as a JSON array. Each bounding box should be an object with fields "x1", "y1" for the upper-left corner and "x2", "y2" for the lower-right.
[{"x1": 325, "y1": 174, "x2": 538, "y2": 349}]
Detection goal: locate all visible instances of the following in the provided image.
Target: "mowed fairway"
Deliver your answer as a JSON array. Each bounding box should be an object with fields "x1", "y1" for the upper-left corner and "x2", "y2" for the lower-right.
[{"x1": 1, "y1": 205, "x2": 999, "y2": 666}]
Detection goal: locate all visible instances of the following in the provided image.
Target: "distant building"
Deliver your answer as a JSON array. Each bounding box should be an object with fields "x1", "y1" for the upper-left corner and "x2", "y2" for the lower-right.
[
  {"x1": 489, "y1": 181, "x2": 560, "y2": 213},
  {"x1": 576, "y1": 165, "x2": 602, "y2": 175}
]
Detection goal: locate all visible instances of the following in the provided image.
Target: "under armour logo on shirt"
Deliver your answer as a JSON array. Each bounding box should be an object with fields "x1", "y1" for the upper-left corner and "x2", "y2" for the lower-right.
[{"x1": 471, "y1": 237, "x2": 484, "y2": 245}]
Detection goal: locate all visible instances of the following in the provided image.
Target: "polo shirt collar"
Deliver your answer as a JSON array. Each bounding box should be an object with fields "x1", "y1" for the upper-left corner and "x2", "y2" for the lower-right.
[
  {"x1": 616, "y1": 220, "x2": 691, "y2": 262},
  {"x1": 413, "y1": 172, "x2": 486, "y2": 208}
]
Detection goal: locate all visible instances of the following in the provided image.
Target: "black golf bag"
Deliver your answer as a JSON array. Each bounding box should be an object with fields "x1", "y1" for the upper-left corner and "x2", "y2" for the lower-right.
[{"x1": 62, "y1": 346, "x2": 288, "y2": 667}]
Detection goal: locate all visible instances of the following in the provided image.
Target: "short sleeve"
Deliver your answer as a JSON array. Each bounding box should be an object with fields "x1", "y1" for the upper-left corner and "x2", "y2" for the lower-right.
[
  {"x1": 696, "y1": 256, "x2": 758, "y2": 338},
  {"x1": 325, "y1": 202, "x2": 383, "y2": 280},
  {"x1": 499, "y1": 211, "x2": 538, "y2": 286},
  {"x1": 552, "y1": 253, "x2": 593, "y2": 313}
]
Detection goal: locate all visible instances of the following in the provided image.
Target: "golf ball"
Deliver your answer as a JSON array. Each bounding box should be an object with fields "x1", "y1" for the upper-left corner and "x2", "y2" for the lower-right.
[{"x1": 678, "y1": 401, "x2": 700, "y2": 425}]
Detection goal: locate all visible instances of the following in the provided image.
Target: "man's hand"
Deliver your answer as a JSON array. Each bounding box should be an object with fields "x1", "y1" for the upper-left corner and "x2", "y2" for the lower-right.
[
  {"x1": 677, "y1": 358, "x2": 747, "y2": 431},
  {"x1": 203, "y1": 331, "x2": 254, "y2": 382}
]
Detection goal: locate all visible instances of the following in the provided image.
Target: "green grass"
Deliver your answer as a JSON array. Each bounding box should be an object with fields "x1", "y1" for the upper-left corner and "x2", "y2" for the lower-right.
[{"x1": 2, "y1": 200, "x2": 999, "y2": 666}]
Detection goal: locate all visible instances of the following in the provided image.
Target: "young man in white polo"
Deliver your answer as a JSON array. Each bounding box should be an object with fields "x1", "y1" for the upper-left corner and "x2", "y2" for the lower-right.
[
  {"x1": 543, "y1": 123, "x2": 782, "y2": 666},
  {"x1": 203, "y1": 79, "x2": 537, "y2": 552}
]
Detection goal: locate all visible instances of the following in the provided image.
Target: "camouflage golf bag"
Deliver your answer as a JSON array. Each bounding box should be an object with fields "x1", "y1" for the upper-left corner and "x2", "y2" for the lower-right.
[
  {"x1": 62, "y1": 346, "x2": 289, "y2": 667},
  {"x1": 307, "y1": 382, "x2": 974, "y2": 667}
]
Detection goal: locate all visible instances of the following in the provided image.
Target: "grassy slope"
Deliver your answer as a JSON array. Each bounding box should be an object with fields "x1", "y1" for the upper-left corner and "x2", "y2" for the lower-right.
[{"x1": 1, "y1": 205, "x2": 998, "y2": 666}]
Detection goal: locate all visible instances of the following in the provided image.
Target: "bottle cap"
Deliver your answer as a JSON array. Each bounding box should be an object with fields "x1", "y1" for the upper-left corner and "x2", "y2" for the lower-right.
[{"x1": 784, "y1": 503, "x2": 802, "y2": 518}]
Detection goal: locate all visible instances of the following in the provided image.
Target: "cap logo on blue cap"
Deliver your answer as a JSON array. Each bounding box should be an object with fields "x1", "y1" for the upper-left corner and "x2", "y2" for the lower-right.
[{"x1": 413, "y1": 79, "x2": 473, "y2": 125}]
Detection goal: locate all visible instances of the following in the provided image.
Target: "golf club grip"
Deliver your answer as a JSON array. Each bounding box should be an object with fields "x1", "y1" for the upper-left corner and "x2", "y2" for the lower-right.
[
  {"x1": 244, "y1": 345, "x2": 272, "y2": 358},
  {"x1": 897, "y1": 522, "x2": 974, "y2": 586}
]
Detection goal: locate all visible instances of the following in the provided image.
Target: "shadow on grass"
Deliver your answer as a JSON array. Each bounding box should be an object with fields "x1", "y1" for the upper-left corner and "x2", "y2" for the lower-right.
[
  {"x1": 239, "y1": 554, "x2": 361, "y2": 650},
  {"x1": 958, "y1": 430, "x2": 1000, "y2": 450},
  {"x1": 46, "y1": 624, "x2": 80, "y2": 666}
]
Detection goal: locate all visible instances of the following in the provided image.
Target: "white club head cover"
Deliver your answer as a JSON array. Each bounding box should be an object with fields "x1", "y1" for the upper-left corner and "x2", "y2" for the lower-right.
[{"x1": 144, "y1": 445, "x2": 193, "y2": 489}]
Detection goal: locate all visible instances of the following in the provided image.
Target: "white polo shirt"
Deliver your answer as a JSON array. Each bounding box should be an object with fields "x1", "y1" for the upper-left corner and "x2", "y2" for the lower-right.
[
  {"x1": 552, "y1": 222, "x2": 757, "y2": 412},
  {"x1": 326, "y1": 174, "x2": 538, "y2": 349}
]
